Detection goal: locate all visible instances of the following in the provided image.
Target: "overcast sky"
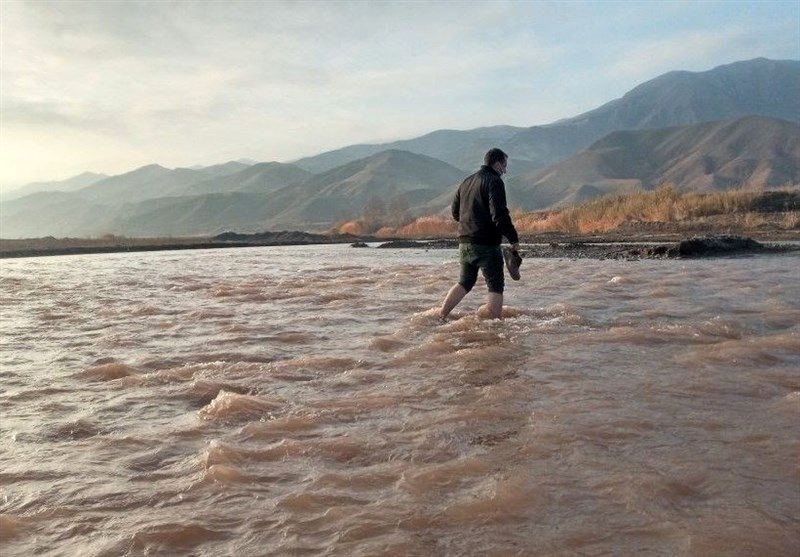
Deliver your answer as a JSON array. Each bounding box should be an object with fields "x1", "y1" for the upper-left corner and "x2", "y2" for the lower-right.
[{"x1": 1, "y1": 0, "x2": 798, "y2": 188}]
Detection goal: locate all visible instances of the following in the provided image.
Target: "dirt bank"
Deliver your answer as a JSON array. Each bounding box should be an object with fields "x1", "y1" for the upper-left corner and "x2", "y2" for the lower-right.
[
  {"x1": 0, "y1": 231, "x2": 373, "y2": 259},
  {"x1": 3, "y1": 230, "x2": 797, "y2": 260},
  {"x1": 371, "y1": 235, "x2": 799, "y2": 259}
]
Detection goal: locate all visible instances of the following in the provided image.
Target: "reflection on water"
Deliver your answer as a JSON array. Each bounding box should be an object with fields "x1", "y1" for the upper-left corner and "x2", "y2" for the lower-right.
[{"x1": 1, "y1": 245, "x2": 798, "y2": 555}]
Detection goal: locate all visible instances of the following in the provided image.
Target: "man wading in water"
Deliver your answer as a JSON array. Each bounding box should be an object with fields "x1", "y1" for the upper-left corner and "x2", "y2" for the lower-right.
[{"x1": 438, "y1": 148, "x2": 521, "y2": 321}]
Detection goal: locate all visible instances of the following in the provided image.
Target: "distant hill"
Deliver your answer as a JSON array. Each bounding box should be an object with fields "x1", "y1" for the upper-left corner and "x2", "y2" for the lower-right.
[
  {"x1": 185, "y1": 162, "x2": 312, "y2": 196},
  {"x1": 76, "y1": 161, "x2": 251, "y2": 203},
  {"x1": 0, "y1": 161, "x2": 255, "y2": 237},
  {"x1": 0, "y1": 190, "x2": 279, "y2": 238},
  {"x1": 120, "y1": 149, "x2": 465, "y2": 235},
  {"x1": 267, "y1": 149, "x2": 466, "y2": 228},
  {"x1": 0, "y1": 150, "x2": 466, "y2": 236},
  {"x1": 545, "y1": 58, "x2": 800, "y2": 133},
  {"x1": 295, "y1": 58, "x2": 800, "y2": 176},
  {"x1": 507, "y1": 116, "x2": 800, "y2": 209},
  {"x1": 293, "y1": 126, "x2": 525, "y2": 174},
  {"x1": 0, "y1": 191, "x2": 111, "y2": 237},
  {"x1": 3, "y1": 171, "x2": 108, "y2": 200},
  {"x1": 108, "y1": 192, "x2": 277, "y2": 236},
  {"x1": 66, "y1": 160, "x2": 305, "y2": 202}
]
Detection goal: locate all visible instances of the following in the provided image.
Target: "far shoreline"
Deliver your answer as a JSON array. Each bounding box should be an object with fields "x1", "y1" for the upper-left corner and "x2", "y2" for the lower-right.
[
  {"x1": 0, "y1": 233, "x2": 364, "y2": 259},
  {"x1": 0, "y1": 240, "x2": 334, "y2": 259},
  {"x1": 2, "y1": 229, "x2": 798, "y2": 260}
]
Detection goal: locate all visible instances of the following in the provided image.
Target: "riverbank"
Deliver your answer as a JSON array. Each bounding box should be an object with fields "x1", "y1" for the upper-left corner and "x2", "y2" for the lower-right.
[
  {"x1": 3, "y1": 231, "x2": 799, "y2": 259},
  {"x1": 373, "y1": 235, "x2": 799, "y2": 259},
  {"x1": 343, "y1": 188, "x2": 800, "y2": 240},
  {"x1": 0, "y1": 231, "x2": 370, "y2": 259}
]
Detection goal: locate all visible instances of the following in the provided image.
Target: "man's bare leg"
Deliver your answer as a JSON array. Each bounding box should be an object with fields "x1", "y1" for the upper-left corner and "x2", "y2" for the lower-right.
[
  {"x1": 480, "y1": 292, "x2": 503, "y2": 319},
  {"x1": 439, "y1": 284, "x2": 468, "y2": 320}
]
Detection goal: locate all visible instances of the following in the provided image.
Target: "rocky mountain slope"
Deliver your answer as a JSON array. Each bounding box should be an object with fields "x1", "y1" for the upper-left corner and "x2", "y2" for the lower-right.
[
  {"x1": 266, "y1": 149, "x2": 466, "y2": 228},
  {"x1": 507, "y1": 116, "x2": 800, "y2": 209}
]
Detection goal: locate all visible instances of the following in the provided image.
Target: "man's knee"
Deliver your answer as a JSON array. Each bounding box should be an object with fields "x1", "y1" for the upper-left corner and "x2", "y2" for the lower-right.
[
  {"x1": 458, "y1": 280, "x2": 475, "y2": 293},
  {"x1": 486, "y1": 281, "x2": 504, "y2": 295}
]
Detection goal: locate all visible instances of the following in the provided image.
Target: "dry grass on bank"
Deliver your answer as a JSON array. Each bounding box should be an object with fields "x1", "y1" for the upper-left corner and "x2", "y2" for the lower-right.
[
  {"x1": 514, "y1": 186, "x2": 799, "y2": 234},
  {"x1": 334, "y1": 215, "x2": 456, "y2": 238},
  {"x1": 336, "y1": 186, "x2": 799, "y2": 238}
]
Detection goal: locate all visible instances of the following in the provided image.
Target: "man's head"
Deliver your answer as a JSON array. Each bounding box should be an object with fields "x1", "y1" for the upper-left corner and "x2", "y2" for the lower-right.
[{"x1": 484, "y1": 148, "x2": 508, "y2": 175}]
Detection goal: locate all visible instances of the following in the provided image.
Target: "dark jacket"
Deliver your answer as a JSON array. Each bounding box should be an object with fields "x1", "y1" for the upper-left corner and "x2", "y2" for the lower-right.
[{"x1": 451, "y1": 165, "x2": 519, "y2": 245}]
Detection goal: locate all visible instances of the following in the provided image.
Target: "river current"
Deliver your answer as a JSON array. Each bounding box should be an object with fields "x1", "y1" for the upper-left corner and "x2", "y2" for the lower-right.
[{"x1": 1, "y1": 245, "x2": 798, "y2": 556}]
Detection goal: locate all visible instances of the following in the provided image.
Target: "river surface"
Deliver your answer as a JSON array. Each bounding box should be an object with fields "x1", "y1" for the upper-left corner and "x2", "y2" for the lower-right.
[{"x1": 1, "y1": 245, "x2": 798, "y2": 556}]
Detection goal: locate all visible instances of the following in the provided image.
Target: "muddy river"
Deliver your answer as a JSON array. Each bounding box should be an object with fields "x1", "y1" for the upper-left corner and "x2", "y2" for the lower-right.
[{"x1": 1, "y1": 245, "x2": 798, "y2": 555}]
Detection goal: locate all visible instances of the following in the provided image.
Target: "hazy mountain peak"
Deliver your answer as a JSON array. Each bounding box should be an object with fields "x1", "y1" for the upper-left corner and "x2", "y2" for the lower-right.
[
  {"x1": 129, "y1": 163, "x2": 170, "y2": 175},
  {"x1": 571, "y1": 57, "x2": 800, "y2": 129},
  {"x1": 249, "y1": 161, "x2": 297, "y2": 169},
  {"x1": 367, "y1": 148, "x2": 434, "y2": 162},
  {"x1": 316, "y1": 148, "x2": 465, "y2": 179}
]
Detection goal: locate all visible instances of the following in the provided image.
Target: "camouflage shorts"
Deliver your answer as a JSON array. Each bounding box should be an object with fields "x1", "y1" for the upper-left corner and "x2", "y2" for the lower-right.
[{"x1": 458, "y1": 243, "x2": 504, "y2": 294}]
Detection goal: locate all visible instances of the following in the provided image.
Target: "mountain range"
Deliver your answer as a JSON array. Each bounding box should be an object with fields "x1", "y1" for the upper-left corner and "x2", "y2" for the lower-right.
[
  {"x1": 293, "y1": 57, "x2": 800, "y2": 174},
  {"x1": 508, "y1": 115, "x2": 800, "y2": 209},
  {"x1": 1, "y1": 58, "x2": 798, "y2": 238},
  {"x1": 2, "y1": 172, "x2": 109, "y2": 200}
]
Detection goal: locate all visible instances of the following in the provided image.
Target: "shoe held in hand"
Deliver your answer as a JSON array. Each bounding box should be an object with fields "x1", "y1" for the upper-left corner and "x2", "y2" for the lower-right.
[{"x1": 502, "y1": 246, "x2": 522, "y2": 280}]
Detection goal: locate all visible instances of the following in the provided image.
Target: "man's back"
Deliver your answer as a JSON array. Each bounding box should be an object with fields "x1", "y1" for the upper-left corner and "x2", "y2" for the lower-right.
[{"x1": 452, "y1": 165, "x2": 519, "y2": 246}]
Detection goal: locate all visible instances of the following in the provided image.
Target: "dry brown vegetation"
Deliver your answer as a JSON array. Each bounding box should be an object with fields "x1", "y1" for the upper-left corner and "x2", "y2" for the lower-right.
[
  {"x1": 339, "y1": 186, "x2": 800, "y2": 238},
  {"x1": 333, "y1": 196, "x2": 414, "y2": 237},
  {"x1": 334, "y1": 213, "x2": 455, "y2": 238},
  {"x1": 514, "y1": 186, "x2": 799, "y2": 234}
]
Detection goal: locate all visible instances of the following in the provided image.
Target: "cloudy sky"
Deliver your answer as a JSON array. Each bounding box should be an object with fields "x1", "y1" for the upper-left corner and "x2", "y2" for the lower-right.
[{"x1": 1, "y1": 0, "x2": 798, "y2": 189}]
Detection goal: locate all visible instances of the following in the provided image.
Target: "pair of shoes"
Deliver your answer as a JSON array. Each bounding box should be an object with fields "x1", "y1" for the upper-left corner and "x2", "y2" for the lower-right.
[{"x1": 502, "y1": 247, "x2": 522, "y2": 280}]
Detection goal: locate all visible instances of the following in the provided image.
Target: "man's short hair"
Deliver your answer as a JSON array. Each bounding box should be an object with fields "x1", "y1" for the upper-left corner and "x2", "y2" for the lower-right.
[{"x1": 484, "y1": 148, "x2": 508, "y2": 167}]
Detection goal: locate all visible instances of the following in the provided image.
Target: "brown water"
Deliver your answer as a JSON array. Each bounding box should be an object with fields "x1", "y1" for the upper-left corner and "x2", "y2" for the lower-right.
[{"x1": 1, "y1": 245, "x2": 798, "y2": 556}]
